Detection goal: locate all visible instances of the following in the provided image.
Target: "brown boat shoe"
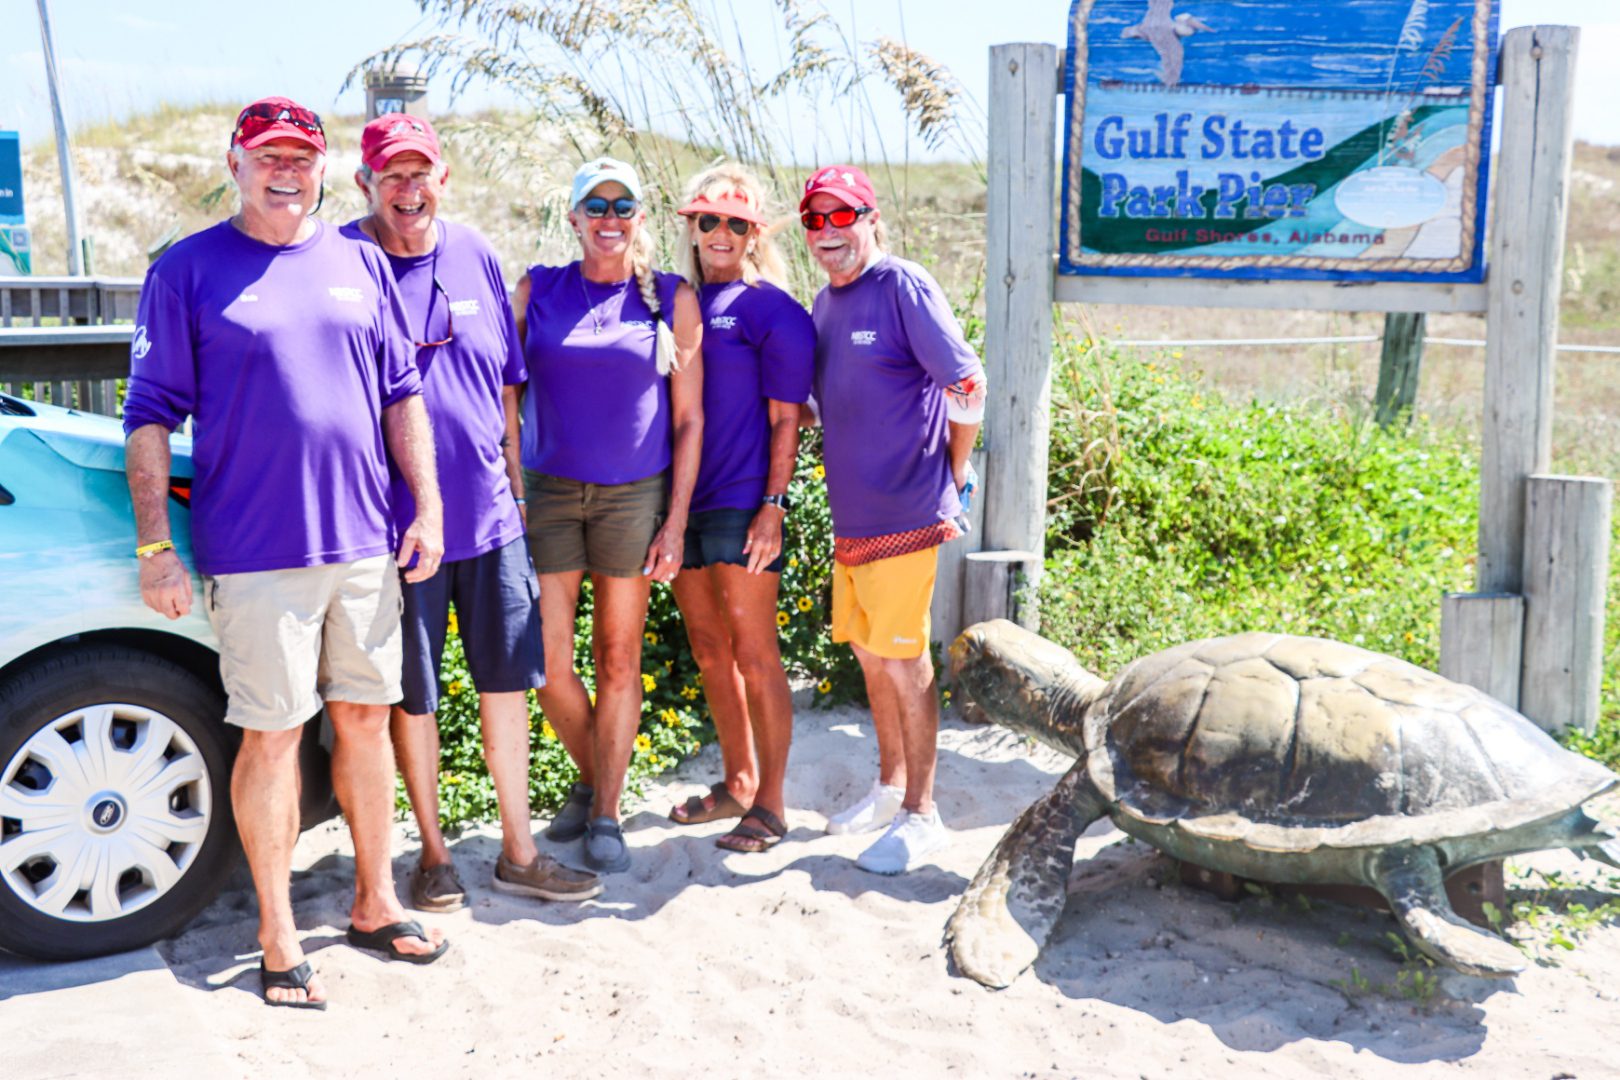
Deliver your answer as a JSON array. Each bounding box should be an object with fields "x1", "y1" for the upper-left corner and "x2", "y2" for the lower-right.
[
  {"x1": 409, "y1": 861, "x2": 467, "y2": 913},
  {"x1": 492, "y1": 852, "x2": 603, "y2": 902}
]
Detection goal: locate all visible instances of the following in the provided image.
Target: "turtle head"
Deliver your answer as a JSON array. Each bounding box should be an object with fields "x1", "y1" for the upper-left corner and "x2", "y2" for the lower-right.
[{"x1": 949, "y1": 620, "x2": 1105, "y2": 759}]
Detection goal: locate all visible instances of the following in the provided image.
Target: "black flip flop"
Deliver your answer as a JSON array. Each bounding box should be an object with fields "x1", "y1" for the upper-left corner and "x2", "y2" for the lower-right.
[
  {"x1": 260, "y1": 959, "x2": 328, "y2": 1010},
  {"x1": 345, "y1": 919, "x2": 449, "y2": 965}
]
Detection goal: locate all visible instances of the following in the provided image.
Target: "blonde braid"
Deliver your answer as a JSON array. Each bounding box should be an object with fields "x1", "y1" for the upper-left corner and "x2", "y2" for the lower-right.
[{"x1": 632, "y1": 228, "x2": 679, "y2": 375}]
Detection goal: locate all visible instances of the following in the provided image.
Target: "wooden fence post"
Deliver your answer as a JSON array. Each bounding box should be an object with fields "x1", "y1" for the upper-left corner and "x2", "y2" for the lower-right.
[
  {"x1": 931, "y1": 447, "x2": 986, "y2": 653},
  {"x1": 1439, "y1": 592, "x2": 1524, "y2": 707},
  {"x1": 980, "y1": 42, "x2": 1058, "y2": 636},
  {"x1": 962, "y1": 550, "x2": 1042, "y2": 631},
  {"x1": 1519, "y1": 475, "x2": 1612, "y2": 734},
  {"x1": 1476, "y1": 25, "x2": 1579, "y2": 594},
  {"x1": 1373, "y1": 312, "x2": 1425, "y2": 429}
]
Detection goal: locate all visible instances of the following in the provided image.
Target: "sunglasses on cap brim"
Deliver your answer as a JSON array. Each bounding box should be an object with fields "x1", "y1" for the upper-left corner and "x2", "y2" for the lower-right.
[
  {"x1": 800, "y1": 206, "x2": 873, "y2": 230},
  {"x1": 582, "y1": 196, "x2": 639, "y2": 219},
  {"x1": 232, "y1": 102, "x2": 325, "y2": 149},
  {"x1": 696, "y1": 214, "x2": 751, "y2": 236}
]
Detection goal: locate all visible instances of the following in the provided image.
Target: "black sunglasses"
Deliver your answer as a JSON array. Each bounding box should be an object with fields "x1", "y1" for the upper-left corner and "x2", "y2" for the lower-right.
[
  {"x1": 415, "y1": 275, "x2": 453, "y2": 348},
  {"x1": 697, "y1": 214, "x2": 751, "y2": 237},
  {"x1": 582, "y1": 196, "x2": 639, "y2": 219},
  {"x1": 800, "y1": 206, "x2": 873, "y2": 231}
]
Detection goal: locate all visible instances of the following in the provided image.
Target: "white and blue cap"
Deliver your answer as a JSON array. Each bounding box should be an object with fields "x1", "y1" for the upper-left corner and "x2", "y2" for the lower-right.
[{"x1": 569, "y1": 157, "x2": 643, "y2": 207}]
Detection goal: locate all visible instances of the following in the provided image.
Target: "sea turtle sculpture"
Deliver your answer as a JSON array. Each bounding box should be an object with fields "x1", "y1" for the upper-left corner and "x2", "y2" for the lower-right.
[{"x1": 946, "y1": 620, "x2": 1620, "y2": 989}]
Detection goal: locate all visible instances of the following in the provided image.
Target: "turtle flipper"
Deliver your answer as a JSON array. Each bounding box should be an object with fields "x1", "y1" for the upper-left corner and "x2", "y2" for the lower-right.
[
  {"x1": 1586, "y1": 840, "x2": 1620, "y2": 869},
  {"x1": 1369, "y1": 847, "x2": 1525, "y2": 977},
  {"x1": 947, "y1": 763, "x2": 1107, "y2": 988}
]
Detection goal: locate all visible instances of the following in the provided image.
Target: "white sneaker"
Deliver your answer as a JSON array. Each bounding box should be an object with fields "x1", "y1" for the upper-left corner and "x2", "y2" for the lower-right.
[
  {"x1": 855, "y1": 807, "x2": 949, "y2": 875},
  {"x1": 825, "y1": 779, "x2": 905, "y2": 836}
]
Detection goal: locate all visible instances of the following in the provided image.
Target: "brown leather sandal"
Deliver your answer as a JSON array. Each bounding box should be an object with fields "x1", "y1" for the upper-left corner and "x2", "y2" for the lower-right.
[
  {"x1": 669, "y1": 782, "x2": 748, "y2": 825},
  {"x1": 716, "y1": 806, "x2": 788, "y2": 853}
]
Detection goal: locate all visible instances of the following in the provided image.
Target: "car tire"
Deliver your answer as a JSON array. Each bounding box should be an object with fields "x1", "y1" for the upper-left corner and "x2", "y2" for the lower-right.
[{"x1": 0, "y1": 644, "x2": 237, "y2": 961}]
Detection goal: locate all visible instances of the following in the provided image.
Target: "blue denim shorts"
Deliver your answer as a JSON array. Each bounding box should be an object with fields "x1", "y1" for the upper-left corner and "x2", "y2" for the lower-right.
[
  {"x1": 681, "y1": 506, "x2": 785, "y2": 574},
  {"x1": 399, "y1": 535, "x2": 545, "y2": 715}
]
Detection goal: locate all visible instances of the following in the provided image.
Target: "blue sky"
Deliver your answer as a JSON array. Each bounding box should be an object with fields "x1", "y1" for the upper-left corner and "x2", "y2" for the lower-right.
[{"x1": 2, "y1": 0, "x2": 1617, "y2": 155}]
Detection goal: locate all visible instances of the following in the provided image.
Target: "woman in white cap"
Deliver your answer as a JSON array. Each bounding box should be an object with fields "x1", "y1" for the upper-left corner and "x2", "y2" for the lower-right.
[
  {"x1": 664, "y1": 164, "x2": 814, "y2": 853},
  {"x1": 513, "y1": 157, "x2": 703, "y2": 872}
]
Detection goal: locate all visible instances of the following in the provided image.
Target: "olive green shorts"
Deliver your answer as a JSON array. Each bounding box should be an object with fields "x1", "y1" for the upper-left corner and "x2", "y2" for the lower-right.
[{"x1": 524, "y1": 469, "x2": 668, "y2": 578}]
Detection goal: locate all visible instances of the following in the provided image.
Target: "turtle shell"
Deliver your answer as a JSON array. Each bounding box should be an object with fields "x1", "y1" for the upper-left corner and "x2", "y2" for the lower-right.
[{"x1": 1083, "y1": 632, "x2": 1616, "y2": 853}]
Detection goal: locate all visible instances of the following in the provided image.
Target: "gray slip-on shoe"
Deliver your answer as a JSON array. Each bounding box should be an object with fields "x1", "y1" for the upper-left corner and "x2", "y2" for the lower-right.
[
  {"x1": 582, "y1": 816, "x2": 631, "y2": 873},
  {"x1": 545, "y1": 782, "x2": 594, "y2": 842}
]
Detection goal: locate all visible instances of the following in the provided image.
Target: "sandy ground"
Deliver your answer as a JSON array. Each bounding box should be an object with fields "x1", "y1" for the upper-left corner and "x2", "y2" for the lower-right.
[{"x1": 4, "y1": 704, "x2": 1619, "y2": 1080}]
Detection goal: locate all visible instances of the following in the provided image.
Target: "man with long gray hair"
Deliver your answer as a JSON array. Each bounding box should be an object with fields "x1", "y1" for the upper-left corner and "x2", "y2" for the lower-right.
[{"x1": 123, "y1": 97, "x2": 449, "y2": 1009}]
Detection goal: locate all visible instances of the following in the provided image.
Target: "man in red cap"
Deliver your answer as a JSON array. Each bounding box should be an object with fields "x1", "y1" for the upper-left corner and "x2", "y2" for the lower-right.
[
  {"x1": 349, "y1": 115, "x2": 601, "y2": 911},
  {"x1": 125, "y1": 97, "x2": 449, "y2": 1008},
  {"x1": 800, "y1": 165, "x2": 987, "y2": 875}
]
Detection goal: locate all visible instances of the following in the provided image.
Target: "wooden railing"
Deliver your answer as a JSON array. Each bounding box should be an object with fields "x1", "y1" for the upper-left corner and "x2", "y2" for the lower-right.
[{"x1": 0, "y1": 276, "x2": 142, "y2": 416}]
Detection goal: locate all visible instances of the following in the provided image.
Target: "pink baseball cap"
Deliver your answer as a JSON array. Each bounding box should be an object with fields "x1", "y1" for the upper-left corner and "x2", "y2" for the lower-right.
[
  {"x1": 677, "y1": 189, "x2": 767, "y2": 226},
  {"x1": 799, "y1": 165, "x2": 877, "y2": 212},
  {"x1": 360, "y1": 113, "x2": 442, "y2": 172}
]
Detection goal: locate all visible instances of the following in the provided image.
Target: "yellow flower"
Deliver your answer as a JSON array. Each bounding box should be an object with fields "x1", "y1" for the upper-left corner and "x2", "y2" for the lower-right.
[
  {"x1": 1404, "y1": 631, "x2": 1415, "y2": 643},
  {"x1": 642, "y1": 672, "x2": 657, "y2": 692},
  {"x1": 447, "y1": 611, "x2": 459, "y2": 635},
  {"x1": 788, "y1": 557, "x2": 798, "y2": 568},
  {"x1": 647, "y1": 754, "x2": 661, "y2": 768},
  {"x1": 588, "y1": 691, "x2": 596, "y2": 706},
  {"x1": 796, "y1": 596, "x2": 813, "y2": 612},
  {"x1": 813, "y1": 465, "x2": 825, "y2": 480},
  {"x1": 776, "y1": 611, "x2": 790, "y2": 626},
  {"x1": 644, "y1": 631, "x2": 658, "y2": 646},
  {"x1": 541, "y1": 719, "x2": 556, "y2": 740},
  {"x1": 660, "y1": 708, "x2": 679, "y2": 726},
  {"x1": 681, "y1": 686, "x2": 700, "y2": 701},
  {"x1": 817, "y1": 679, "x2": 831, "y2": 694},
  {"x1": 448, "y1": 680, "x2": 463, "y2": 696},
  {"x1": 663, "y1": 659, "x2": 674, "y2": 671},
  {"x1": 635, "y1": 734, "x2": 652, "y2": 753}
]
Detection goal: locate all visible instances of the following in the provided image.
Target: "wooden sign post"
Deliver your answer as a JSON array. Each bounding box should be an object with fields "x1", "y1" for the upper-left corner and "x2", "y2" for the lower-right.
[{"x1": 958, "y1": 8, "x2": 1610, "y2": 734}]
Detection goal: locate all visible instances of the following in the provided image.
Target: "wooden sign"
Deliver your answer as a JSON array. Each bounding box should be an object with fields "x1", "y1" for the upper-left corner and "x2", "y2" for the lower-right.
[{"x1": 1060, "y1": 0, "x2": 1499, "y2": 282}]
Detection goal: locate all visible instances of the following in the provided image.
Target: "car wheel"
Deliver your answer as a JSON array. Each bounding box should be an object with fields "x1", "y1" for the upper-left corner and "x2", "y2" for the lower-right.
[{"x1": 0, "y1": 645, "x2": 236, "y2": 961}]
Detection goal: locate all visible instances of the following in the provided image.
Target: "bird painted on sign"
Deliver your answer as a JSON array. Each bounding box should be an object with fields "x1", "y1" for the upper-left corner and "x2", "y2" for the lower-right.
[{"x1": 1120, "y1": 0, "x2": 1214, "y2": 88}]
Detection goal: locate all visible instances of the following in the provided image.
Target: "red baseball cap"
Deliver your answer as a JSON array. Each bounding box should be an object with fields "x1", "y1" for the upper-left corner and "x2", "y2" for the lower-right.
[
  {"x1": 360, "y1": 113, "x2": 442, "y2": 172},
  {"x1": 232, "y1": 96, "x2": 326, "y2": 154},
  {"x1": 799, "y1": 165, "x2": 877, "y2": 212}
]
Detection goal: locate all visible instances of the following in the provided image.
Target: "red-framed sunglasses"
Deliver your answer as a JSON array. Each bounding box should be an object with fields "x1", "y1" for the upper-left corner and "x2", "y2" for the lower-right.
[
  {"x1": 800, "y1": 206, "x2": 873, "y2": 231},
  {"x1": 231, "y1": 102, "x2": 326, "y2": 151}
]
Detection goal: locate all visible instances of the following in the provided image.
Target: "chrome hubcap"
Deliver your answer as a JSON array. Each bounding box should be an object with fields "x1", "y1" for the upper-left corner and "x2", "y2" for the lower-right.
[{"x1": 0, "y1": 704, "x2": 211, "y2": 922}]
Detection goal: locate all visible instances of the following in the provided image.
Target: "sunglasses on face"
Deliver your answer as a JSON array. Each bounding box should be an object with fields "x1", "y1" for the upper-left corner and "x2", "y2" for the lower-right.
[
  {"x1": 232, "y1": 102, "x2": 325, "y2": 148},
  {"x1": 696, "y1": 214, "x2": 751, "y2": 237},
  {"x1": 582, "y1": 196, "x2": 639, "y2": 219},
  {"x1": 800, "y1": 205, "x2": 873, "y2": 231}
]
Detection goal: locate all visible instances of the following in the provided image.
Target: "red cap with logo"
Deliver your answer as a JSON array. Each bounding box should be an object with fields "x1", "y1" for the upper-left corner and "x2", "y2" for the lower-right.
[
  {"x1": 231, "y1": 97, "x2": 326, "y2": 154},
  {"x1": 360, "y1": 113, "x2": 443, "y2": 173},
  {"x1": 799, "y1": 165, "x2": 877, "y2": 212}
]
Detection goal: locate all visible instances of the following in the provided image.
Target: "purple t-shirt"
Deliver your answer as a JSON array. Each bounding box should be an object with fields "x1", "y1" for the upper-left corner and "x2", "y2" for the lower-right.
[
  {"x1": 520, "y1": 262, "x2": 682, "y2": 485},
  {"x1": 692, "y1": 279, "x2": 815, "y2": 513},
  {"x1": 343, "y1": 219, "x2": 526, "y2": 563},
  {"x1": 123, "y1": 219, "x2": 421, "y2": 575},
  {"x1": 812, "y1": 255, "x2": 984, "y2": 538}
]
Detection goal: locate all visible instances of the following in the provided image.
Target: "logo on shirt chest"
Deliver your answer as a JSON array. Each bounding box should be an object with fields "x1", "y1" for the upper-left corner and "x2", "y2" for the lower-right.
[
  {"x1": 709, "y1": 315, "x2": 737, "y2": 331},
  {"x1": 623, "y1": 319, "x2": 654, "y2": 331},
  {"x1": 328, "y1": 286, "x2": 364, "y2": 303},
  {"x1": 449, "y1": 298, "x2": 480, "y2": 317},
  {"x1": 850, "y1": 330, "x2": 878, "y2": 346}
]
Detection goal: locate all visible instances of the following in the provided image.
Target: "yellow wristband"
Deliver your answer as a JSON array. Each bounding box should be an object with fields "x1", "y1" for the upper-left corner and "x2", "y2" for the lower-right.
[{"x1": 136, "y1": 539, "x2": 175, "y2": 559}]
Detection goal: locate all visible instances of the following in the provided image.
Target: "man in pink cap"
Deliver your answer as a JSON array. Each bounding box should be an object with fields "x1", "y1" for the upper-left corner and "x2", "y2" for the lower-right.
[
  {"x1": 347, "y1": 115, "x2": 602, "y2": 911},
  {"x1": 125, "y1": 97, "x2": 449, "y2": 1008},
  {"x1": 800, "y1": 164, "x2": 987, "y2": 875}
]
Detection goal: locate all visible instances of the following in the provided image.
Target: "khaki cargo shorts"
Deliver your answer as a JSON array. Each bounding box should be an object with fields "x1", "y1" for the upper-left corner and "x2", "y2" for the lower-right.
[{"x1": 202, "y1": 554, "x2": 404, "y2": 731}]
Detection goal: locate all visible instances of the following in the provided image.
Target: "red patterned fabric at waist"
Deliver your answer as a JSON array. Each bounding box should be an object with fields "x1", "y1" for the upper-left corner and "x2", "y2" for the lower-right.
[{"x1": 833, "y1": 519, "x2": 962, "y2": 567}]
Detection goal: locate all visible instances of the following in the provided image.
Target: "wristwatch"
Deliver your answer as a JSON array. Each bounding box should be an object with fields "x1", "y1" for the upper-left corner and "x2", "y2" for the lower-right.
[{"x1": 762, "y1": 493, "x2": 791, "y2": 514}]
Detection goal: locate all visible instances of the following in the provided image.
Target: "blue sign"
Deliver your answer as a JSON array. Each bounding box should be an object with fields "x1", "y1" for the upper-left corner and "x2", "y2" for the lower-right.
[
  {"x1": 1060, "y1": 0, "x2": 1499, "y2": 283},
  {"x1": 0, "y1": 131, "x2": 29, "y2": 275}
]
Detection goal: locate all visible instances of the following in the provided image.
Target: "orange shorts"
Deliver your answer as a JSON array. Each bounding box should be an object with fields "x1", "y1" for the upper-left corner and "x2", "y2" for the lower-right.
[{"x1": 830, "y1": 545, "x2": 939, "y2": 660}]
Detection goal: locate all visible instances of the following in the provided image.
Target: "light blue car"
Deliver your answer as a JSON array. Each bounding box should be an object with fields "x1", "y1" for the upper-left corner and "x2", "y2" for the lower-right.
[{"x1": 0, "y1": 392, "x2": 334, "y2": 960}]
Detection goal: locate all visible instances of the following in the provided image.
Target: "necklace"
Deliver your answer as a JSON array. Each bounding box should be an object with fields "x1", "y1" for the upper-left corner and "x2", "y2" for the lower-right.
[{"x1": 579, "y1": 268, "x2": 618, "y2": 335}]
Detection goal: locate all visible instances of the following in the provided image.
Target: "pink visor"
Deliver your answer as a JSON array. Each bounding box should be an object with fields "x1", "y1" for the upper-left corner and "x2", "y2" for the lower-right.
[{"x1": 677, "y1": 191, "x2": 767, "y2": 227}]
